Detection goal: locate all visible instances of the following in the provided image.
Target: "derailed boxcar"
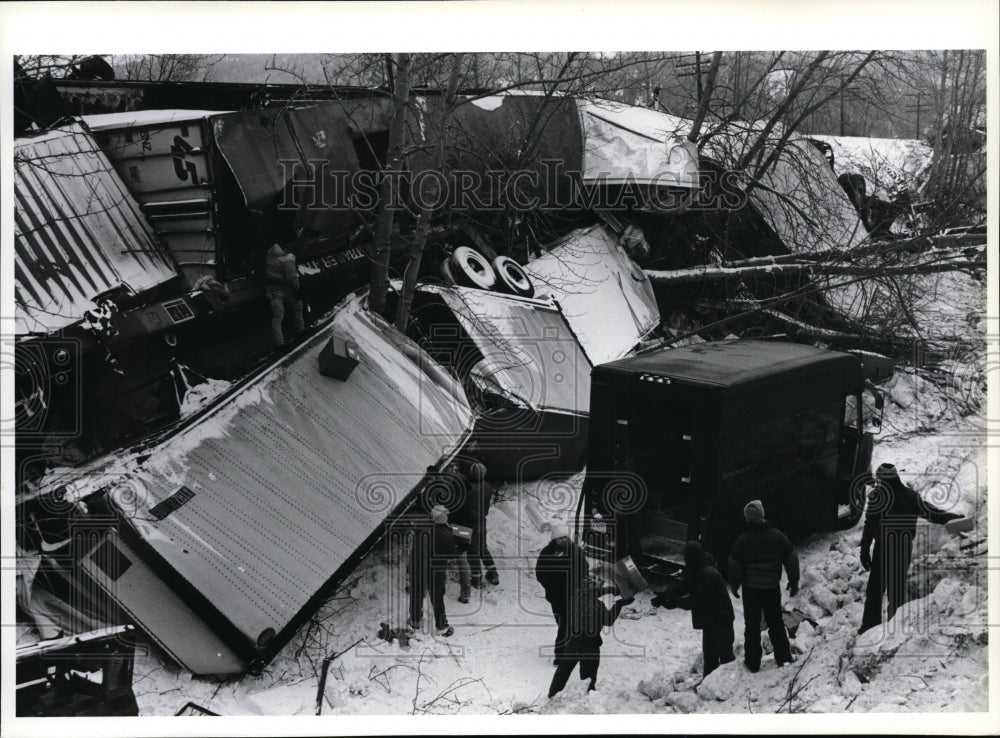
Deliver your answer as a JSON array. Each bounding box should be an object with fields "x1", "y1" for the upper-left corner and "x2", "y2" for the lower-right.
[
  {"x1": 19, "y1": 294, "x2": 473, "y2": 676},
  {"x1": 582, "y1": 340, "x2": 877, "y2": 573}
]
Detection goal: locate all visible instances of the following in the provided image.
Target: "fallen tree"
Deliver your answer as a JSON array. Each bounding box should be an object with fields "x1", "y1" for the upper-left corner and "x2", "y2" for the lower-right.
[{"x1": 645, "y1": 243, "x2": 985, "y2": 287}]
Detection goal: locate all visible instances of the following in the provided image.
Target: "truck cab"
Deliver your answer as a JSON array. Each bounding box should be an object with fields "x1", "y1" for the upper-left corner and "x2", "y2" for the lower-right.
[{"x1": 581, "y1": 339, "x2": 876, "y2": 575}]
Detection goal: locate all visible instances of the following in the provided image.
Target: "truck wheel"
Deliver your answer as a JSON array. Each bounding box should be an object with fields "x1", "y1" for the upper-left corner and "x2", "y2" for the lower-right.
[
  {"x1": 450, "y1": 246, "x2": 497, "y2": 290},
  {"x1": 492, "y1": 256, "x2": 535, "y2": 298}
]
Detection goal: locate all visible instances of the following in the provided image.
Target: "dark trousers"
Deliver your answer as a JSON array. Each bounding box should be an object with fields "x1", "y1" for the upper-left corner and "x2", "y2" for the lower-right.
[
  {"x1": 701, "y1": 621, "x2": 736, "y2": 676},
  {"x1": 862, "y1": 538, "x2": 914, "y2": 629},
  {"x1": 469, "y1": 523, "x2": 496, "y2": 580},
  {"x1": 742, "y1": 587, "x2": 791, "y2": 670},
  {"x1": 552, "y1": 609, "x2": 568, "y2": 661},
  {"x1": 409, "y1": 568, "x2": 448, "y2": 630},
  {"x1": 548, "y1": 639, "x2": 601, "y2": 697}
]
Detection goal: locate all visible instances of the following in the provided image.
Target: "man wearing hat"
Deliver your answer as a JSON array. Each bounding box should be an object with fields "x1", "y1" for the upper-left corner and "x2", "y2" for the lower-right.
[
  {"x1": 858, "y1": 463, "x2": 964, "y2": 634},
  {"x1": 408, "y1": 504, "x2": 459, "y2": 637},
  {"x1": 535, "y1": 520, "x2": 590, "y2": 663},
  {"x1": 728, "y1": 500, "x2": 799, "y2": 672}
]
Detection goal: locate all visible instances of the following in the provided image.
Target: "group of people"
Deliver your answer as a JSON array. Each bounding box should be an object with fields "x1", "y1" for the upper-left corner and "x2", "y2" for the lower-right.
[
  {"x1": 407, "y1": 459, "x2": 963, "y2": 696},
  {"x1": 649, "y1": 497, "x2": 799, "y2": 677},
  {"x1": 652, "y1": 462, "x2": 964, "y2": 678},
  {"x1": 406, "y1": 459, "x2": 499, "y2": 639}
]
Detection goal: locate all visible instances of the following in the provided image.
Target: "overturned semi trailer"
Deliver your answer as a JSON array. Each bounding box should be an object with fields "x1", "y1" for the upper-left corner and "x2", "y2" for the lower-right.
[
  {"x1": 396, "y1": 223, "x2": 661, "y2": 480},
  {"x1": 574, "y1": 99, "x2": 867, "y2": 254},
  {"x1": 22, "y1": 294, "x2": 472, "y2": 675},
  {"x1": 14, "y1": 122, "x2": 180, "y2": 338},
  {"x1": 82, "y1": 107, "x2": 370, "y2": 340},
  {"x1": 524, "y1": 223, "x2": 661, "y2": 366},
  {"x1": 404, "y1": 285, "x2": 592, "y2": 480}
]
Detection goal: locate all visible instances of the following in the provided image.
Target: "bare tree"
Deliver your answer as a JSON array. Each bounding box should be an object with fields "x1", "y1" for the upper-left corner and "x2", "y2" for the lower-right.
[
  {"x1": 309, "y1": 50, "x2": 984, "y2": 356},
  {"x1": 394, "y1": 53, "x2": 466, "y2": 331},
  {"x1": 112, "y1": 54, "x2": 224, "y2": 82},
  {"x1": 367, "y1": 53, "x2": 414, "y2": 317}
]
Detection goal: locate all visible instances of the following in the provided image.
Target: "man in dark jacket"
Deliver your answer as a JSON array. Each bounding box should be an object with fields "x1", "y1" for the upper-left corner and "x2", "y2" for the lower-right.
[
  {"x1": 434, "y1": 463, "x2": 474, "y2": 602},
  {"x1": 858, "y1": 463, "x2": 963, "y2": 634},
  {"x1": 264, "y1": 242, "x2": 305, "y2": 347},
  {"x1": 728, "y1": 500, "x2": 799, "y2": 672},
  {"x1": 459, "y1": 462, "x2": 499, "y2": 587},
  {"x1": 408, "y1": 505, "x2": 459, "y2": 637},
  {"x1": 653, "y1": 540, "x2": 735, "y2": 676},
  {"x1": 536, "y1": 521, "x2": 590, "y2": 663},
  {"x1": 547, "y1": 577, "x2": 633, "y2": 698}
]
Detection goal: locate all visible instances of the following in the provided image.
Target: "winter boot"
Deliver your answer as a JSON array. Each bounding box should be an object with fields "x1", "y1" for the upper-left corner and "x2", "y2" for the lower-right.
[
  {"x1": 486, "y1": 568, "x2": 500, "y2": 585},
  {"x1": 437, "y1": 625, "x2": 454, "y2": 637}
]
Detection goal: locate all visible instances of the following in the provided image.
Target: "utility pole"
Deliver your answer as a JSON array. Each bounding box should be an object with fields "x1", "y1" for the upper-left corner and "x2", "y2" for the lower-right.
[
  {"x1": 904, "y1": 91, "x2": 923, "y2": 138},
  {"x1": 695, "y1": 51, "x2": 703, "y2": 103},
  {"x1": 676, "y1": 52, "x2": 707, "y2": 115},
  {"x1": 839, "y1": 76, "x2": 846, "y2": 136}
]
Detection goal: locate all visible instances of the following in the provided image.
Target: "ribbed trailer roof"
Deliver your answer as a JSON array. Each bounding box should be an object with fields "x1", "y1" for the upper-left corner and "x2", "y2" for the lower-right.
[
  {"x1": 92, "y1": 294, "x2": 472, "y2": 674},
  {"x1": 14, "y1": 123, "x2": 177, "y2": 335}
]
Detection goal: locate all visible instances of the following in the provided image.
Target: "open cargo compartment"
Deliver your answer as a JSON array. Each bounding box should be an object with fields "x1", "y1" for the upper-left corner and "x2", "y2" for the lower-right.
[
  {"x1": 49, "y1": 293, "x2": 473, "y2": 675},
  {"x1": 583, "y1": 340, "x2": 874, "y2": 576},
  {"x1": 404, "y1": 285, "x2": 593, "y2": 481},
  {"x1": 82, "y1": 107, "x2": 375, "y2": 352}
]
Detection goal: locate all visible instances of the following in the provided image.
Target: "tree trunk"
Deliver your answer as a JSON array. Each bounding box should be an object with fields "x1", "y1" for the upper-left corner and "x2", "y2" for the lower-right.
[
  {"x1": 687, "y1": 52, "x2": 723, "y2": 143},
  {"x1": 645, "y1": 250, "x2": 983, "y2": 286},
  {"x1": 367, "y1": 53, "x2": 412, "y2": 318},
  {"x1": 393, "y1": 53, "x2": 465, "y2": 332}
]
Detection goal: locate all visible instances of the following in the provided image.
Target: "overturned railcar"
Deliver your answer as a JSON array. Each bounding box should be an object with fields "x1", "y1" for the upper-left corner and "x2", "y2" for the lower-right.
[
  {"x1": 582, "y1": 340, "x2": 877, "y2": 573},
  {"x1": 18, "y1": 295, "x2": 473, "y2": 676}
]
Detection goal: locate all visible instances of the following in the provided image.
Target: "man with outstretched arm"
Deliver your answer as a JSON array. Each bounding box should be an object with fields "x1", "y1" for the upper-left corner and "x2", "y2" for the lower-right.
[{"x1": 858, "y1": 463, "x2": 964, "y2": 634}]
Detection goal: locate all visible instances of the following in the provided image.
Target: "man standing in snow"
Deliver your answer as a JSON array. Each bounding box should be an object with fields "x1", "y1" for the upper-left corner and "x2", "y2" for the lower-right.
[
  {"x1": 728, "y1": 500, "x2": 799, "y2": 672},
  {"x1": 435, "y1": 463, "x2": 474, "y2": 603},
  {"x1": 462, "y1": 462, "x2": 499, "y2": 588},
  {"x1": 858, "y1": 463, "x2": 963, "y2": 634},
  {"x1": 547, "y1": 577, "x2": 633, "y2": 698},
  {"x1": 264, "y1": 242, "x2": 305, "y2": 348},
  {"x1": 536, "y1": 521, "x2": 590, "y2": 663},
  {"x1": 423, "y1": 463, "x2": 475, "y2": 602},
  {"x1": 407, "y1": 505, "x2": 459, "y2": 637},
  {"x1": 653, "y1": 540, "x2": 735, "y2": 676}
]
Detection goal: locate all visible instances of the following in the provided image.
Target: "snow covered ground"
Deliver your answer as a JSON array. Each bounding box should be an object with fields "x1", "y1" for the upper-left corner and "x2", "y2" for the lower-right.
[
  {"x1": 128, "y1": 408, "x2": 989, "y2": 721},
  {"x1": 119, "y1": 277, "x2": 994, "y2": 735},
  {"x1": 15, "y1": 271, "x2": 992, "y2": 735}
]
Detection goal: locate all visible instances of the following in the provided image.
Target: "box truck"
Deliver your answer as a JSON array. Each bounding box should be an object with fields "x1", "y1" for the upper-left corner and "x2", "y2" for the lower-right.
[{"x1": 581, "y1": 339, "x2": 881, "y2": 575}]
